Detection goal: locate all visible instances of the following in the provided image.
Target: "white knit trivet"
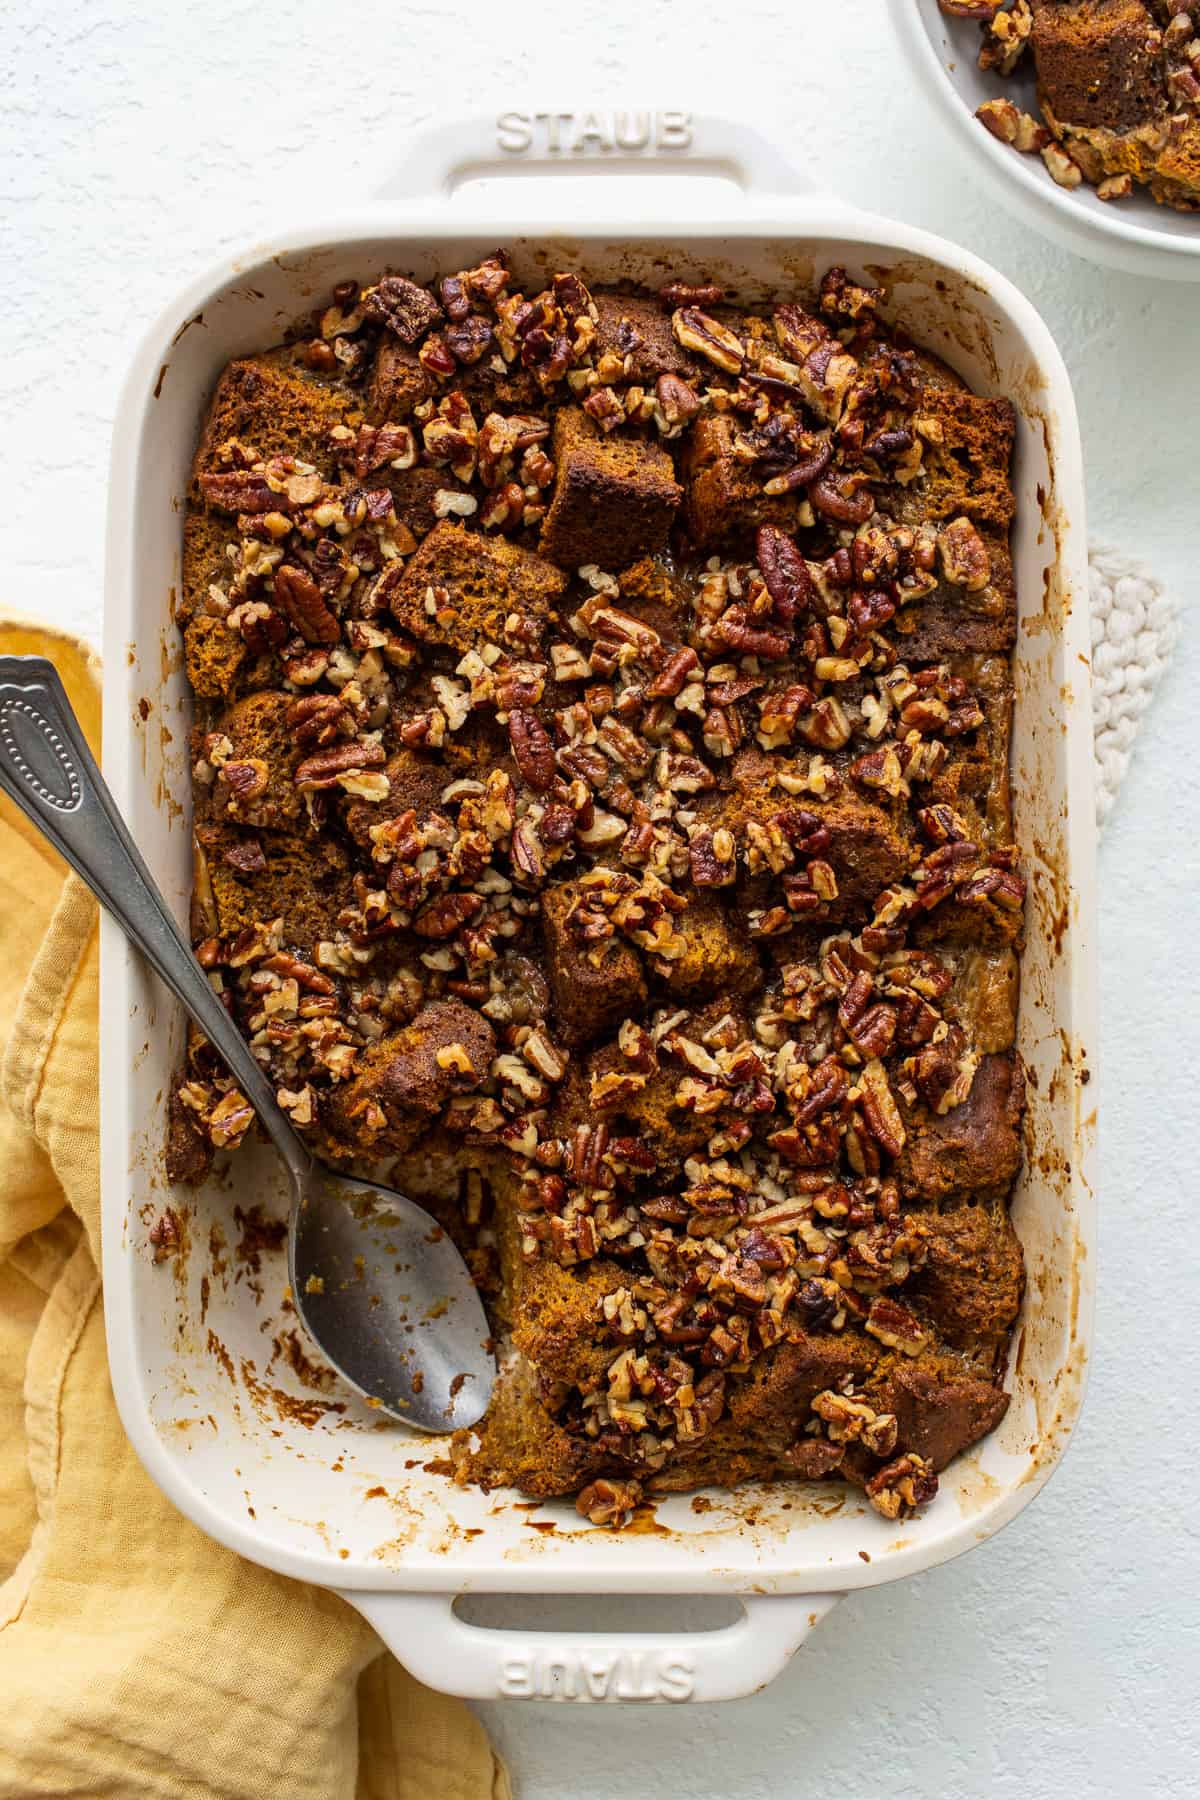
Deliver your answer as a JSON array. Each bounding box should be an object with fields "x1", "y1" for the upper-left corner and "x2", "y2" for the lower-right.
[{"x1": 1089, "y1": 545, "x2": 1177, "y2": 828}]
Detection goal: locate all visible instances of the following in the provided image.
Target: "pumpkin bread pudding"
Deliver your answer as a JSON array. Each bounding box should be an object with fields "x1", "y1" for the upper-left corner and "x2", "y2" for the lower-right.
[{"x1": 171, "y1": 255, "x2": 1027, "y2": 1528}]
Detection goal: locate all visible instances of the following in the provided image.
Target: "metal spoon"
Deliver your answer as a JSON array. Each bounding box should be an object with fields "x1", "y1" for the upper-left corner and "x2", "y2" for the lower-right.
[{"x1": 0, "y1": 656, "x2": 494, "y2": 1431}]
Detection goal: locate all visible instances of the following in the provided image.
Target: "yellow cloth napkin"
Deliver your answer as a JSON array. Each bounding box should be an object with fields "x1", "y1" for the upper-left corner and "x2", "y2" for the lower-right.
[{"x1": 0, "y1": 621, "x2": 509, "y2": 1800}]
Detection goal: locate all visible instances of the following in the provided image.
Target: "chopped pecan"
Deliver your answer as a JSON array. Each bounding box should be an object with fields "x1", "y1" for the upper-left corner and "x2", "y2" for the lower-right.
[
  {"x1": 222, "y1": 837, "x2": 267, "y2": 874},
  {"x1": 274, "y1": 564, "x2": 340, "y2": 646},
  {"x1": 645, "y1": 646, "x2": 699, "y2": 699},
  {"x1": 818, "y1": 266, "x2": 882, "y2": 332},
  {"x1": 286, "y1": 693, "x2": 348, "y2": 747},
  {"x1": 264, "y1": 951, "x2": 336, "y2": 994},
  {"x1": 294, "y1": 741, "x2": 386, "y2": 790},
  {"x1": 865, "y1": 1452, "x2": 938, "y2": 1520},
  {"x1": 714, "y1": 604, "x2": 790, "y2": 660},
  {"x1": 761, "y1": 436, "x2": 834, "y2": 496},
  {"x1": 361, "y1": 274, "x2": 443, "y2": 343},
  {"x1": 444, "y1": 315, "x2": 494, "y2": 365},
  {"x1": 207, "y1": 1088, "x2": 255, "y2": 1150},
  {"x1": 857, "y1": 1059, "x2": 906, "y2": 1158},
  {"x1": 756, "y1": 525, "x2": 817, "y2": 624},
  {"x1": 689, "y1": 828, "x2": 737, "y2": 888},
  {"x1": 413, "y1": 892, "x2": 484, "y2": 939},
  {"x1": 353, "y1": 422, "x2": 416, "y2": 478},
  {"x1": 796, "y1": 1279, "x2": 841, "y2": 1331},
  {"x1": 197, "y1": 470, "x2": 278, "y2": 514},
  {"x1": 979, "y1": 0, "x2": 1032, "y2": 74},
  {"x1": 219, "y1": 759, "x2": 269, "y2": 801},
  {"x1": 864, "y1": 1297, "x2": 928, "y2": 1356},
  {"x1": 149, "y1": 1208, "x2": 181, "y2": 1264},
  {"x1": 228, "y1": 602, "x2": 288, "y2": 656},
  {"x1": 655, "y1": 373, "x2": 702, "y2": 428},
  {"x1": 975, "y1": 98, "x2": 1046, "y2": 153},
  {"x1": 658, "y1": 280, "x2": 724, "y2": 308},
  {"x1": 809, "y1": 473, "x2": 873, "y2": 526},
  {"x1": 937, "y1": 517, "x2": 991, "y2": 592},
  {"x1": 576, "y1": 1476, "x2": 642, "y2": 1528},
  {"x1": 419, "y1": 334, "x2": 457, "y2": 378},
  {"x1": 507, "y1": 709, "x2": 556, "y2": 791},
  {"x1": 937, "y1": 0, "x2": 1000, "y2": 15},
  {"x1": 671, "y1": 307, "x2": 744, "y2": 375},
  {"x1": 1042, "y1": 143, "x2": 1083, "y2": 191},
  {"x1": 479, "y1": 481, "x2": 526, "y2": 531},
  {"x1": 812, "y1": 1390, "x2": 898, "y2": 1457},
  {"x1": 582, "y1": 386, "x2": 626, "y2": 432}
]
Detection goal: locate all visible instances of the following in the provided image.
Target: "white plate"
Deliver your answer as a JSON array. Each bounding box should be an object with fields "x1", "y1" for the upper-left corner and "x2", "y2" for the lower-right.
[{"x1": 896, "y1": 0, "x2": 1200, "y2": 281}]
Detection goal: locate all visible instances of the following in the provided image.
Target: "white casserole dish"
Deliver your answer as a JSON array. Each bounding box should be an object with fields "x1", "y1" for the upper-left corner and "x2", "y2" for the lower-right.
[
  {"x1": 896, "y1": 0, "x2": 1200, "y2": 282},
  {"x1": 101, "y1": 115, "x2": 1097, "y2": 1704}
]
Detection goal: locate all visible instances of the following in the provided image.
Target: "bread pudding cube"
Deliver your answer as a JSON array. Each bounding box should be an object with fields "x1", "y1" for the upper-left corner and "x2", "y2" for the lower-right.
[
  {"x1": 193, "y1": 823, "x2": 353, "y2": 950},
  {"x1": 387, "y1": 519, "x2": 566, "y2": 653},
  {"x1": 539, "y1": 880, "x2": 648, "y2": 1046},
  {"x1": 682, "y1": 412, "x2": 812, "y2": 550},
  {"x1": 194, "y1": 350, "x2": 355, "y2": 480},
  {"x1": 539, "y1": 409, "x2": 681, "y2": 572},
  {"x1": 322, "y1": 998, "x2": 495, "y2": 1156},
  {"x1": 592, "y1": 293, "x2": 699, "y2": 385},
  {"x1": 659, "y1": 895, "x2": 760, "y2": 999},
  {"x1": 912, "y1": 1203, "x2": 1025, "y2": 1354},
  {"x1": 1032, "y1": 0, "x2": 1166, "y2": 134},
  {"x1": 905, "y1": 388, "x2": 1017, "y2": 532},
  {"x1": 896, "y1": 1051, "x2": 1024, "y2": 1202},
  {"x1": 367, "y1": 340, "x2": 435, "y2": 422},
  {"x1": 194, "y1": 690, "x2": 307, "y2": 831}
]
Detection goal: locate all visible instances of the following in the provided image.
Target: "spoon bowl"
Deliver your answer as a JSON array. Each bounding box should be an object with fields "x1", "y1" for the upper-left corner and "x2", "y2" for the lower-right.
[{"x1": 291, "y1": 1171, "x2": 493, "y2": 1429}]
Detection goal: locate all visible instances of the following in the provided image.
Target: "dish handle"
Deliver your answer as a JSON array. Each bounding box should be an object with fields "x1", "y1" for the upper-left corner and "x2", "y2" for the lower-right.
[
  {"x1": 343, "y1": 1589, "x2": 841, "y2": 1703},
  {"x1": 372, "y1": 111, "x2": 820, "y2": 207}
]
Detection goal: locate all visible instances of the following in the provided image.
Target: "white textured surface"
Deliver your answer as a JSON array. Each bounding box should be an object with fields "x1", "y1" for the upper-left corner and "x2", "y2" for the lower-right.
[
  {"x1": 1088, "y1": 548, "x2": 1178, "y2": 825},
  {"x1": 2, "y1": 2, "x2": 1196, "y2": 1796}
]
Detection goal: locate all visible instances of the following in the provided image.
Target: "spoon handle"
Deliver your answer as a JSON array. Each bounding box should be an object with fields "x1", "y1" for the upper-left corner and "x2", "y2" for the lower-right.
[{"x1": 0, "y1": 655, "x2": 310, "y2": 1184}]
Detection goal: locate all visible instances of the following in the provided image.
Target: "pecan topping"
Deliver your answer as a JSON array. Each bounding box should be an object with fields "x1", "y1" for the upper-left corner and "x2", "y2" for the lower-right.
[
  {"x1": 975, "y1": 99, "x2": 1047, "y2": 154},
  {"x1": 352, "y1": 422, "x2": 416, "y2": 478},
  {"x1": 361, "y1": 274, "x2": 443, "y2": 343},
  {"x1": 228, "y1": 602, "x2": 288, "y2": 656},
  {"x1": 178, "y1": 252, "x2": 1027, "y2": 1524},
  {"x1": 937, "y1": 516, "x2": 991, "y2": 592},
  {"x1": 197, "y1": 470, "x2": 279, "y2": 514},
  {"x1": 413, "y1": 893, "x2": 484, "y2": 939},
  {"x1": 857, "y1": 1059, "x2": 906, "y2": 1158},
  {"x1": 756, "y1": 525, "x2": 817, "y2": 624},
  {"x1": 864, "y1": 1297, "x2": 928, "y2": 1355},
  {"x1": 219, "y1": 759, "x2": 269, "y2": 801},
  {"x1": 576, "y1": 1476, "x2": 642, "y2": 1528},
  {"x1": 671, "y1": 307, "x2": 744, "y2": 375},
  {"x1": 294, "y1": 741, "x2": 386, "y2": 790},
  {"x1": 809, "y1": 473, "x2": 873, "y2": 526},
  {"x1": 222, "y1": 837, "x2": 267, "y2": 874},
  {"x1": 655, "y1": 373, "x2": 701, "y2": 428},
  {"x1": 658, "y1": 280, "x2": 724, "y2": 308},
  {"x1": 507, "y1": 709, "x2": 556, "y2": 791},
  {"x1": 444, "y1": 316, "x2": 494, "y2": 365},
  {"x1": 865, "y1": 1453, "x2": 938, "y2": 1521},
  {"x1": 274, "y1": 564, "x2": 340, "y2": 646},
  {"x1": 286, "y1": 693, "x2": 348, "y2": 747}
]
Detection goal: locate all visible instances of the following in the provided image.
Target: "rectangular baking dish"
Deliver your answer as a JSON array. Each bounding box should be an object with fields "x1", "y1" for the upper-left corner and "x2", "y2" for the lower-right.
[{"x1": 101, "y1": 114, "x2": 1097, "y2": 1704}]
